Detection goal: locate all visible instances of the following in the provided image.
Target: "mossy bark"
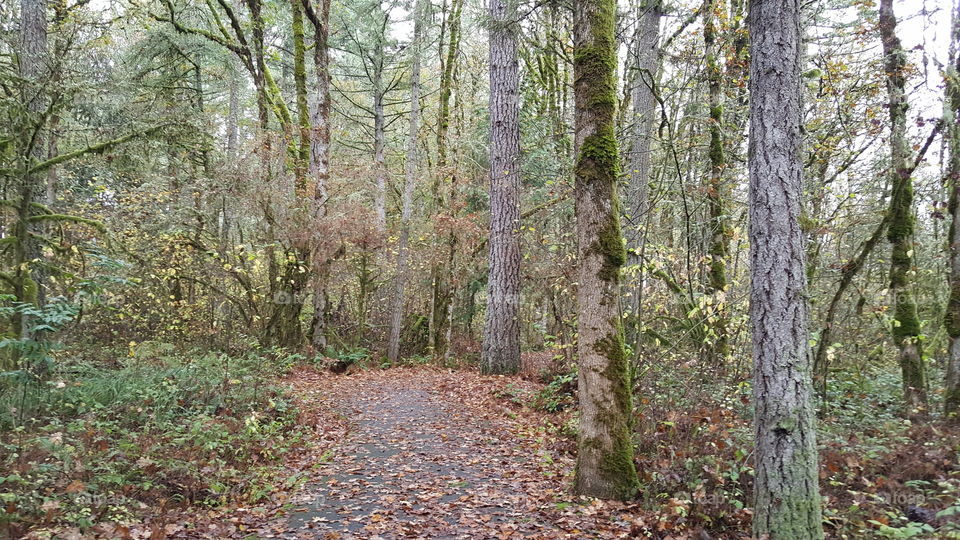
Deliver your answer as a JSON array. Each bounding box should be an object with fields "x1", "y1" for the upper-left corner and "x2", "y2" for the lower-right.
[
  {"x1": 572, "y1": 0, "x2": 640, "y2": 500},
  {"x1": 290, "y1": 0, "x2": 310, "y2": 195},
  {"x1": 703, "y1": 0, "x2": 730, "y2": 365},
  {"x1": 429, "y1": 0, "x2": 462, "y2": 362},
  {"x1": 943, "y1": 0, "x2": 960, "y2": 419},
  {"x1": 747, "y1": 0, "x2": 824, "y2": 537},
  {"x1": 264, "y1": 250, "x2": 308, "y2": 349},
  {"x1": 880, "y1": 0, "x2": 928, "y2": 410}
]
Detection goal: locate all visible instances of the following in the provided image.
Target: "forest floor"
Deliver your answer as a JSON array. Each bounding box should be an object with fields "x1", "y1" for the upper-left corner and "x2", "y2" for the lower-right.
[
  {"x1": 21, "y1": 360, "x2": 960, "y2": 539},
  {"x1": 192, "y1": 367, "x2": 652, "y2": 539}
]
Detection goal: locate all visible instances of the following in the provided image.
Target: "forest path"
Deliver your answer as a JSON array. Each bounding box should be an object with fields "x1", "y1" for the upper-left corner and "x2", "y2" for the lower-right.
[{"x1": 268, "y1": 369, "x2": 581, "y2": 539}]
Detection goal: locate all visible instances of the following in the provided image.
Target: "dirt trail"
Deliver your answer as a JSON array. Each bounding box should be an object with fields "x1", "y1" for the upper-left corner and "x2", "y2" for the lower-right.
[{"x1": 270, "y1": 372, "x2": 576, "y2": 539}]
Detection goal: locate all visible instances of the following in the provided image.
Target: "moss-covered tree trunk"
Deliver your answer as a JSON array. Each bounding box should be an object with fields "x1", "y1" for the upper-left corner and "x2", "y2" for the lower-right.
[
  {"x1": 944, "y1": 0, "x2": 960, "y2": 419},
  {"x1": 481, "y1": 0, "x2": 522, "y2": 374},
  {"x1": 703, "y1": 0, "x2": 730, "y2": 364},
  {"x1": 747, "y1": 0, "x2": 823, "y2": 537},
  {"x1": 571, "y1": 0, "x2": 640, "y2": 501},
  {"x1": 429, "y1": 0, "x2": 463, "y2": 362},
  {"x1": 879, "y1": 0, "x2": 927, "y2": 410},
  {"x1": 291, "y1": 0, "x2": 310, "y2": 193}
]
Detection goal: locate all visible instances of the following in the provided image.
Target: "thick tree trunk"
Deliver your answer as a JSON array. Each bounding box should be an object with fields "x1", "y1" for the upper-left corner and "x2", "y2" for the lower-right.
[
  {"x1": 16, "y1": 0, "x2": 49, "y2": 341},
  {"x1": 571, "y1": 0, "x2": 640, "y2": 501},
  {"x1": 481, "y1": 0, "x2": 521, "y2": 375},
  {"x1": 879, "y1": 0, "x2": 927, "y2": 410},
  {"x1": 747, "y1": 0, "x2": 823, "y2": 537},
  {"x1": 944, "y1": 0, "x2": 960, "y2": 418},
  {"x1": 387, "y1": 0, "x2": 423, "y2": 364}
]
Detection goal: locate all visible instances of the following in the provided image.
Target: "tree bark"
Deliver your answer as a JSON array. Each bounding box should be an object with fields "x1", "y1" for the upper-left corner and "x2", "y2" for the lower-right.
[
  {"x1": 436, "y1": 0, "x2": 461, "y2": 172},
  {"x1": 704, "y1": 0, "x2": 730, "y2": 363},
  {"x1": 291, "y1": 0, "x2": 310, "y2": 193},
  {"x1": 303, "y1": 0, "x2": 332, "y2": 350},
  {"x1": 373, "y1": 42, "x2": 388, "y2": 235},
  {"x1": 747, "y1": 0, "x2": 823, "y2": 536},
  {"x1": 16, "y1": 0, "x2": 49, "y2": 340},
  {"x1": 387, "y1": 0, "x2": 424, "y2": 364},
  {"x1": 944, "y1": 0, "x2": 960, "y2": 418},
  {"x1": 481, "y1": 0, "x2": 522, "y2": 375},
  {"x1": 623, "y1": 0, "x2": 661, "y2": 346},
  {"x1": 571, "y1": 0, "x2": 640, "y2": 500},
  {"x1": 429, "y1": 0, "x2": 463, "y2": 360},
  {"x1": 880, "y1": 0, "x2": 928, "y2": 410},
  {"x1": 221, "y1": 62, "x2": 240, "y2": 250}
]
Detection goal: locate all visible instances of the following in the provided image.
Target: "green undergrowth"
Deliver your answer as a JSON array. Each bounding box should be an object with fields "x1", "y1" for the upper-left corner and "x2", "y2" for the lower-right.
[{"x1": 0, "y1": 347, "x2": 309, "y2": 537}]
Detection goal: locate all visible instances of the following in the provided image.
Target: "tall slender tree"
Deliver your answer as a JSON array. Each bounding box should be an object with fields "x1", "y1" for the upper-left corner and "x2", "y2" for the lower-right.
[
  {"x1": 880, "y1": 0, "x2": 927, "y2": 410},
  {"x1": 944, "y1": 0, "x2": 960, "y2": 418},
  {"x1": 481, "y1": 0, "x2": 522, "y2": 374},
  {"x1": 747, "y1": 0, "x2": 823, "y2": 536},
  {"x1": 623, "y1": 0, "x2": 661, "y2": 347},
  {"x1": 429, "y1": 0, "x2": 463, "y2": 361},
  {"x1": 703, "y1": 0, "x2": 730, "y2": 363},
  {"x1": 372, "y1": 36, "x2": 388, "y2": 235},
  {"x1": 387, "y1": 0, "x2": 424, "y2": 364},
  {"x1": 571, "y1": 0, "x2": 640, "y2": 500},
  {"x1": 303, "y1": 0, "x2": 333, "y2": 350}
]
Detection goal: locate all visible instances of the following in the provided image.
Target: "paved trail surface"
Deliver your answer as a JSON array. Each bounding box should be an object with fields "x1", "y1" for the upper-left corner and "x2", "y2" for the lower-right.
[{"x1": 272, "y1": 372, "x2": 577, "y2": 539}]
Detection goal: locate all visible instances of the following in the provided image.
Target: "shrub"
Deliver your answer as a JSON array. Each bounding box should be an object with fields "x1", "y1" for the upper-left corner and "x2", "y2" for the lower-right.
[{"x1": 0, "y1": 350, "x2": 306, "y2": 537}]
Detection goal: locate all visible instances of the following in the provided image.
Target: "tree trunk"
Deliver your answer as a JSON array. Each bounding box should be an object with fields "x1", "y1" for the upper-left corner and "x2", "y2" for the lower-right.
[
  {"x1": 291, "y1": 0, "x2": 311, "y2": 194},
  {"x1": 221, "y1": 62, "x2": 240, "y2": 250},
  {"x1": 481, "y1": 0, "x2": 521, "y2": 375},
  {"x1": 387, "y1": 0, "x2": 424, "y2": 364},
  {"x1": 571, "y1": 0, "x2": 640, "y2": 501},
  {"x1": 880, "y1": 0, "x2": 927, "y2": 410},
  {"x1": 623, "y1": 0, "x2": 661, "y2": 346},
  {"x1": 429, "y1": 0, "x2": 463, "y2": 360},
  {"x1": 16, "y1": 0, "x2": 49, "y2": 341},
  {"x1": 303, "y1": 0, "x2": 332, "y2": 350},
  {"x1": 373, "y1": 45, "x2": 388, "y2": 235},
  {"x1": 704, "y1": 0, "x2": 730, "y2": 364},
  {"x1": 436, "y1": 0, "x2": 461, "y2": 171},
  {"x1": 944, "y1": 0, "x2": 960, "y2": 418},
  {"x1": 747, "y1": 0, "x2": 823, "y2": 537}
]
